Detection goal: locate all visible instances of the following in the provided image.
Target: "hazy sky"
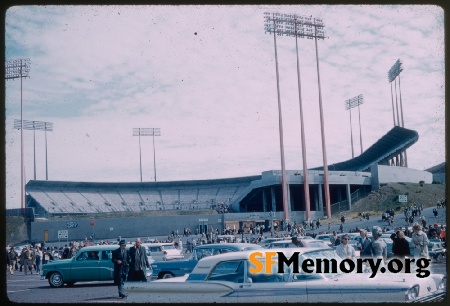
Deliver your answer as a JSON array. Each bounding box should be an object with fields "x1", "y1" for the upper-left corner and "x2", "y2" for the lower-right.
[{"x1": 5, "y1": 5, "x2": 445, "y2": 209}]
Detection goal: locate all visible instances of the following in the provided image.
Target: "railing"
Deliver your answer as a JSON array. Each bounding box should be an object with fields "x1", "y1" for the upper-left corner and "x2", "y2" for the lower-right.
[{"x1": 330, "y1": 186, "x2": 372, "y2": 215}]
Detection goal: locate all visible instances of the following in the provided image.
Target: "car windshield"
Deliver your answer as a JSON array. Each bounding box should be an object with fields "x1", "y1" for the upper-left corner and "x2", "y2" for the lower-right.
[
  {"x1": 163, "y1": 245, "x2": 176, "y2": 250},
  {"x1": 294, "y1": 250, "x2": 345, "y2": 280}
]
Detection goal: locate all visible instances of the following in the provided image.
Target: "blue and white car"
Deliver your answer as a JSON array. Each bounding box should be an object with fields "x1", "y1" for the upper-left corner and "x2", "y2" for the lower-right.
[{"x1": 126, "y1": 247, "x2": 446, "y2": 303}]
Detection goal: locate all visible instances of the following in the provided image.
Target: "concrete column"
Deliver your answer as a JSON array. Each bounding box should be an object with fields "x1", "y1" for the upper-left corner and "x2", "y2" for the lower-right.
[
  {"x1": 287, "y1": 184, "x2": 293, "y2": 212},
  {"x1": 346, "y1": 184, "x2": 352, "y2": 210},
  {"x1": 314, "y1": 185, "x2": 321, "y2": 211},
  {"x1": 371, "y1": 163, "x2": 380, "y2": 190},
  {"x1": 262, "y1": 189, "x2": 267, "y2": 212},
  {"x1": 318, "y1": 184, "x2": 323, "y2": 212},
  {"x1": 271, "y1": 187, "x2": 276, "y2": 212}
]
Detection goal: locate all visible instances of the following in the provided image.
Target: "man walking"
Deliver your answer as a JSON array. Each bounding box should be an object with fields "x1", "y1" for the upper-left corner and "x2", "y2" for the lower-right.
[
  {"x1": 112, "y1": 240, "x2": 130, "y2": 298},
  {"x1": 127, "y1": 238, "x2": 150, "y2": 282},
  {"x1": 7, "y1": 247, "x2": 17, "y2": 275}
]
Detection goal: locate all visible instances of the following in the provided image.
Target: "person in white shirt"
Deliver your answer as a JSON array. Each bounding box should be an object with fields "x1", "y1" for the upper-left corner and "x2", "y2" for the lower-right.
[{"x1": 335, "y1": 234, "x2": 356, "y2": 260}]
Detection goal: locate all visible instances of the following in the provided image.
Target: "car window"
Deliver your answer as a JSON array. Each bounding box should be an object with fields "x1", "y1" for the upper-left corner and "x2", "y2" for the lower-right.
[
  {"x1": 196, "y1": 248, "x2": 214, "y2": 260},
  {"x1": 149, "y1": 247, "x2": 161, "y2": 252},
  {"x1": 163, "y1": 245, "x2": 176, "y2": 250},
  {"x1": 101, "y1": 250, "x2": 112, "y2": 260},
  {"x1": 207, "y1": 260, "x2": 247, "y2": 283},
  {"x1": 295, "y1": 250, "x2": 343, "y2": 279},
  {"x1": 75, "y1": 250, "x2": 100, "y2": 260}
]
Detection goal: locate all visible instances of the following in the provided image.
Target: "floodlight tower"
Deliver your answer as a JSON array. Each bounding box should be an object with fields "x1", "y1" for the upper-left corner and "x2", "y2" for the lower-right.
[
  {"x1": 14, "y1": 119, "x2": 53, "y2": 180},
  {"x1": 263, "y1": 12, "x2": 290, "y2": 221},
  {"x1": 133, "y1": 128, "x2": 161, "y2": 182},
  {"x1": 345, "y1": 94, "x2": 364, "y2": 157},
  {"x1": 264, "y1": 13, "x2": 331, "y2": 219},
  {"x1": 388, "y1": 59, "x2": 407, "y2": 166},
  {"x1": 6, "y1": 58, "x2": 30, "y2": 210}
]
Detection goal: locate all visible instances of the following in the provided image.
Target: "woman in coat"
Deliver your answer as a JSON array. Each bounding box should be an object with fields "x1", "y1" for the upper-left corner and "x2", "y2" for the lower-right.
[{"x1": 410, "y1": 223, "x2": 429, "y2": 259}]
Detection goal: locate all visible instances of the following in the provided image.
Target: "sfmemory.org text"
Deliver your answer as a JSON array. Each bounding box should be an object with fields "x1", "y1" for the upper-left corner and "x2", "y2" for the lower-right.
[{"x1": 249, "y1": 251, "x2": 431, "y2": 278}]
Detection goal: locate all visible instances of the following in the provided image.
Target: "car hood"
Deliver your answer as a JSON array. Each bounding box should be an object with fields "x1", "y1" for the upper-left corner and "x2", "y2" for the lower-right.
[{"x1": 43, "y1": 259, "x2": 72, "y2": 266}]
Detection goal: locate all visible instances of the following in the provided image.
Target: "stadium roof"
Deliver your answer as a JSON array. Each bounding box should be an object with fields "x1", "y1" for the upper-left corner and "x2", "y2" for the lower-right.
[
  {"x1": 26, "y1": 175, "x2": 261, "y2": 191},
  {"x1": 425, "y1": 162, "x2": 446, "y2": 174},
  {"x1": 312, "y1": 126, "x2": 419, "y2": 172}
]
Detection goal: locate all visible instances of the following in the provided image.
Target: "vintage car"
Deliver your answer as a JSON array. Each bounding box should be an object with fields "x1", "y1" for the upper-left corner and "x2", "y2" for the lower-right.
[
  {"x1": 40, "y1": 245, "x2": 131, "y2": 287},
  {"x1": 150, "y1": 243, "x2": 263, "y2": 280},
  {"x1": 428, "y1": 240, "x2": 446, "y2": 261},
  {"x1": 125, "y1": 247, "x2": 446, "y2": 303},
  {"x1": 142, "y1": 242, "x2": 183, "y2": 261}
]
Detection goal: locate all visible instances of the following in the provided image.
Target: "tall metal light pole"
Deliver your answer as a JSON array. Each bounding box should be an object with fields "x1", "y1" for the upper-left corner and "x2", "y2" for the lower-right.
[
  {"x1": 345, "y1": 94, "x2": 364, "y2": 157},
  {"x1": 133, "y1": 128, "x2": 161, "y2": 182},
  {"x1": 388, "y1": 59, "x2": 406, "y2": 166},
  {"x1": 263, "y1": 12, "x2": 289, "y2": 221},
  {"x1": 264, "y1": 13, "x2": 331, "y2": 219},
  {"x1": 293, "y1": 15, "x2": 311, "y2": 220},
  {"x1": 6, "y1": 58, "x2": 30, "y2": 210},
  {"x1": 14, "y1": 119, "x2": 53, "y2": 180}
]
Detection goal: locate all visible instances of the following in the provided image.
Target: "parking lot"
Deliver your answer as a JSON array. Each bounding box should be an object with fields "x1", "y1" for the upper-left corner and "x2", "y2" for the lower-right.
[{"x1": 6, "y1": 255, "x2": 446, "y2": 303}]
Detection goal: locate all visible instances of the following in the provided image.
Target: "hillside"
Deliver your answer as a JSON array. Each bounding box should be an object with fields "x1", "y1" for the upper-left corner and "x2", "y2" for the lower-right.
[{"x1": 331, "y1": 182, "x2": 446, "y2": 222}]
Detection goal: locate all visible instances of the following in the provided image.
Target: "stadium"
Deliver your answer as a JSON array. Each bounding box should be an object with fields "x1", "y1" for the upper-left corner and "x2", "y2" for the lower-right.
[{"x1": 12, "y1": 125, "x2": 443, "y2": 243}]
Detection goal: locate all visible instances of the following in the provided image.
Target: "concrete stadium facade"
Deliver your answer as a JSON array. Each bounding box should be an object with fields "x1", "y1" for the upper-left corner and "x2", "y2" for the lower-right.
[
  {"x1": 28, "y1": 164, "x2": 432, "y2": 243},
  {"x1": 25, "y1": 126, "x2": 436, "y2": 243}
]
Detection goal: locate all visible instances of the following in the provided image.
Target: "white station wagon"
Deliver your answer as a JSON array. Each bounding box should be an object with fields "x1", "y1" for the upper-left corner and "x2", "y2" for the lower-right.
[
  {"x1": 141, "y1": 242, "x2": 183, "y2": 261},
  {"x1": 125, "y1": 247, "x2": 446, "y2": 303}
]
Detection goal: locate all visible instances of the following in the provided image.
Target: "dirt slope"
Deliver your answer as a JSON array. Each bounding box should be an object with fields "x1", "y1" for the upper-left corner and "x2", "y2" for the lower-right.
[{"x1": 333, "y1": 182, "x2": 446, "y2": 221}]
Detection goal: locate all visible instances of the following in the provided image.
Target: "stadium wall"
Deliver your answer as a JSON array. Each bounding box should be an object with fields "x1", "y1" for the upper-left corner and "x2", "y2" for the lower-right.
[{"x1": 30, "y1": 213, "x2": 223, "y2": 243}]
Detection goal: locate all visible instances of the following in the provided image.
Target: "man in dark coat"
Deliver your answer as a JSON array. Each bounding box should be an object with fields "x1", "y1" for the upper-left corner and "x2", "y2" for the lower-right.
[
  {"x1": 112, "y1": 240, "x2": 130, "y2": 298},
  {"x1": 392, "y1": 231, "x2": 411, "y2": 272},
  {"x1": 127, "y1": 238, "x2": 150, "y2": 282}
]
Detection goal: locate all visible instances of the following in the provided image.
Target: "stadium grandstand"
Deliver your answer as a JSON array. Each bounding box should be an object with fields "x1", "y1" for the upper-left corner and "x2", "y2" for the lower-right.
[
  {"x1": 15, "y1": 126, "x2": 440, "y2": 242},
  {"x1": 26, "y1": 177, "x2": 259, "y2": 217},
  {"x1": 25, "y1": 126, "x2": 423, "y2": 218}
]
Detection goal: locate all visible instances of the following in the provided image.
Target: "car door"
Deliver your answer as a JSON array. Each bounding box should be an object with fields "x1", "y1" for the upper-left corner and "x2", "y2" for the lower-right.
[
  {"x1": 70, "y1": 250, "x2": 101, "y2": 281},
  {"x1": 215, "y1": 259, "x2": 308, "y2": 303},
  {"x1": 99, "y1": 249, "x2": 114, "y2": 280}
]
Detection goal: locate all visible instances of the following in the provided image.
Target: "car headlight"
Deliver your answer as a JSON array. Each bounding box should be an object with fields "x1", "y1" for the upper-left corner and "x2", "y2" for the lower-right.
[
  {"x1": 438, "y1": 276, "x2": 446, "y2": 291},
  {"x1": 405, "y1": 285, "x2": 420, "y2": 301}
]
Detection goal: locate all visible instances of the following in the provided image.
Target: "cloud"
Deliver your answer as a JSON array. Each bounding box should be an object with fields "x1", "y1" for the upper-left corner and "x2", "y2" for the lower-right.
[{"x1": 5, "y1": 5, "x2": 445, "y2": 209}]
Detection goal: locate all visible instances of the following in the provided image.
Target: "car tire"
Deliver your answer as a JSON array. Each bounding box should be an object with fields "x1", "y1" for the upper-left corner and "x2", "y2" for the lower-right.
[
  {"x1": 49, "y1": 272, "x2": 64, "y2": 288},
  {"x1": 160, "y1": 272, "x2": 174, "y2": 279}
]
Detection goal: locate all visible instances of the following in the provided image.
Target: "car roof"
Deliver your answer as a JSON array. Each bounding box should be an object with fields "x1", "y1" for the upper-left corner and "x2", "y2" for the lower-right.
[
  {"x1": 141, "y1": 242, "x2": 174, "y2": 246},
  {"x1": 194, "y1": 243, "x2": 263, "y2": 250},
  {"x1": 79, "y1": 245, "x2": 129, "y2": 251},
  {"x1": 192, "y1": 247, "x2": 333, "y2": 271}
]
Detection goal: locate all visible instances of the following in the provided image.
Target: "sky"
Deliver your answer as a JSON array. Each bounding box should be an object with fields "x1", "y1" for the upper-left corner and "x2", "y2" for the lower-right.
[{"x1": 4, "y1": 5, "x2": 445, "y2": 209}]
